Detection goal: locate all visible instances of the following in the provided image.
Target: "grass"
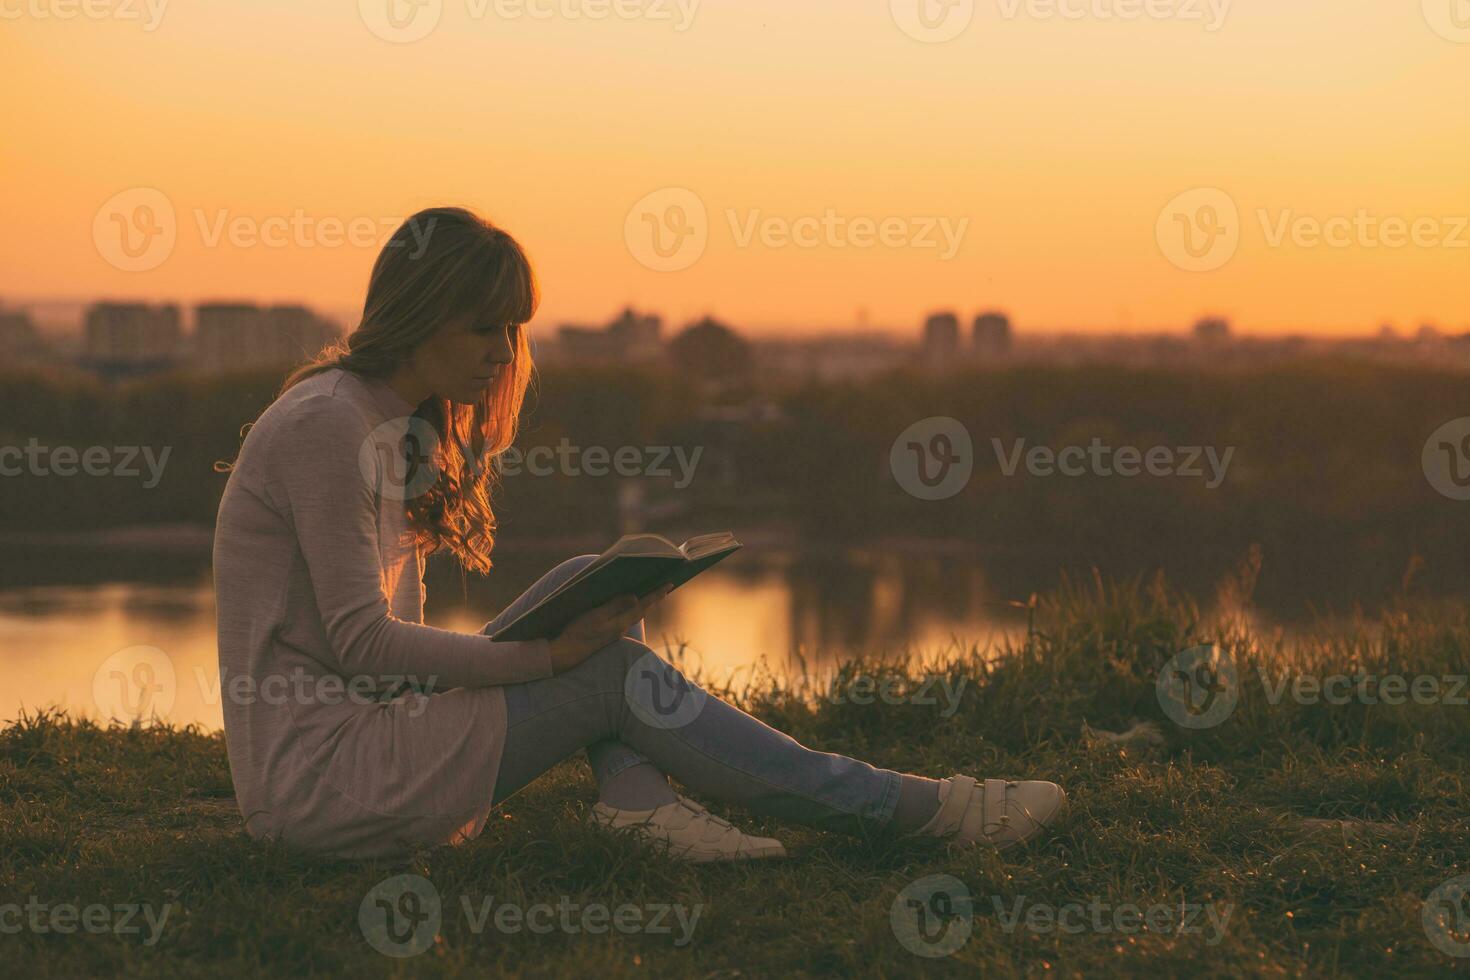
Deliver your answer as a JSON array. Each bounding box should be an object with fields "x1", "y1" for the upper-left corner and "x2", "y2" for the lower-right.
[{"x1": 4, "y1": 573, "x2": 1470, "y2": 978}]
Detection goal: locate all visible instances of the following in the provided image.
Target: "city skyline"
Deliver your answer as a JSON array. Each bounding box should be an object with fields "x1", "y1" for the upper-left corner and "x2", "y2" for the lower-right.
[{"x1": 5, "y1": 291, "x2": 1464, "y2": 343}]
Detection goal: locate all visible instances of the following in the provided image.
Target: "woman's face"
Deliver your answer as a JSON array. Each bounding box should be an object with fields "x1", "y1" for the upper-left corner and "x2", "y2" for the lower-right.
[{"x1": 409, "y1": 312, "x2": 517, "y2": 405}]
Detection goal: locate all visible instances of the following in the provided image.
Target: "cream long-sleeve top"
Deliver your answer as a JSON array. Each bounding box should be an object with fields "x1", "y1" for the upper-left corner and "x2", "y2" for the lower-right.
[{"x1": 213, "y1": 367, "x2": 551, "y2": 858}]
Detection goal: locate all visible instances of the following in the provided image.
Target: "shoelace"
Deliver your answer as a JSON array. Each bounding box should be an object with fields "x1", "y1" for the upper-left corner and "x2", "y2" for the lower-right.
[
  {"x1": 675, "y1": 799, "x2": 739, "y2": 840},
  {"x1": 978, "y1": 780, "x2": 1052, "y2": 839}
]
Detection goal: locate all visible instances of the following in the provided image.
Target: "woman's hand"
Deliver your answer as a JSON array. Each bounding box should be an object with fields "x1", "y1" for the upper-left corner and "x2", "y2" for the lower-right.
[{"x1": 547, "y1": 585, "x2": 673, "y2": 674}]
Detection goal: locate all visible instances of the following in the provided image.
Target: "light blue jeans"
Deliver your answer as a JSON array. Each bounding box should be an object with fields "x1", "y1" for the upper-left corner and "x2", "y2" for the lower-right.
[{"x1": 483, "y1": 555, "x2": 903, "y2": 834}]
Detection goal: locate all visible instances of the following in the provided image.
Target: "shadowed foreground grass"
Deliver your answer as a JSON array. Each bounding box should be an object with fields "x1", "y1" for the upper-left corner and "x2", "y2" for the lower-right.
[{"x1": 4, "y1": 575, "x2": 1470, "y2": 978}]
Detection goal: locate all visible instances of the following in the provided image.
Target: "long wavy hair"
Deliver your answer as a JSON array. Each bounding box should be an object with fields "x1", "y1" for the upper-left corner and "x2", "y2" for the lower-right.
[{"x1": 281, "y1": 206, "x2": 536, "y2": 573}]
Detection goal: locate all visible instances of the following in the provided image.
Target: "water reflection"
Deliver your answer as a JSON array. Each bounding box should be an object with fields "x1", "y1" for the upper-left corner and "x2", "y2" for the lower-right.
[{"x1": 3, "y1": 551, "x2": 1029, "y2": 730}]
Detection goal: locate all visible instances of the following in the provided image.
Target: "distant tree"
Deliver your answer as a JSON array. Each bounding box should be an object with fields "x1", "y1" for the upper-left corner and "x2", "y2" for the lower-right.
[
  {"x1": 1192, "y1": 317, "x2": 1231, "y2": 344},
  {"x1": 668, "y1": 316, "x2": 751, "y2": 380}
]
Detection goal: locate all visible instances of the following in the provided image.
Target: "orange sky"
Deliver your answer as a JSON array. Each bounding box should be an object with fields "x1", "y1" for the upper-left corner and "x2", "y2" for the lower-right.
[{"x1": 3, "y1": 0, "x2": 1468, "y2": 337}]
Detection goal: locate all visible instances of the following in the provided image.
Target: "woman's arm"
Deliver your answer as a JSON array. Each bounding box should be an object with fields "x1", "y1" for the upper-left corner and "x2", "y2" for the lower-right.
[{"x1": 262, "y1": 392, "x2": 553, "y2": 689}]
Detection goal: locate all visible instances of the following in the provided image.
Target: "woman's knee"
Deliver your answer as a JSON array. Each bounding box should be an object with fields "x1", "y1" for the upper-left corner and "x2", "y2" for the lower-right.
[
  {"x1": 555, "y1": 637, "x2": 654, "y2": 703},
  {"x1": 583, "y1": 636, "x2": 650, "y2": 681}
]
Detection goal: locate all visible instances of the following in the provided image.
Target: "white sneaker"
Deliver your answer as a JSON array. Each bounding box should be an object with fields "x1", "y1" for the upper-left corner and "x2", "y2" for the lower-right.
[
  {"x1": 912, "y1": 775, "x2": 1066, "y2": 849},
  {"x1": 591, "y1": 797, "x2": 787, "y2": 863}
]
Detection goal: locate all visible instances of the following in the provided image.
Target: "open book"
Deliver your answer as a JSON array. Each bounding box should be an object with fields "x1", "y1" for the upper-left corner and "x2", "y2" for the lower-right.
[{"x1": 490, "y1": 532, "x2": 742, "y2": 642}]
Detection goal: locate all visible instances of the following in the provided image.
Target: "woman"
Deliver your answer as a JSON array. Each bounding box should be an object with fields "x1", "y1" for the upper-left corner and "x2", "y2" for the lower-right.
[{"x1": 213, "y1": 206, "x2": 1065, "y2": 861}]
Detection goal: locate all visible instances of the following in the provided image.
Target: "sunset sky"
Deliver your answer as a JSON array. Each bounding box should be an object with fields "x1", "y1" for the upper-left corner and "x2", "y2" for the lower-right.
[{"x1": 4, "y1": 0, "x2": 1468, "y2": 337}]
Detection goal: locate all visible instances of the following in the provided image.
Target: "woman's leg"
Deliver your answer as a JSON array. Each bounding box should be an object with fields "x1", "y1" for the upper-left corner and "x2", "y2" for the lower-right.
[
  {"x1": 483, "y1": 556, "x2": 676, "y2": 809},
  {"x1": 492, "y1": 636, "x2": 921, "y2": 836}
]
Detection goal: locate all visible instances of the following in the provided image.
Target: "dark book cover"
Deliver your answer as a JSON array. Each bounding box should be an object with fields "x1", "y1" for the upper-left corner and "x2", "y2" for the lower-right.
[{"x1": 491, "y1": 535, "x2": 741, "y2": 642}]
